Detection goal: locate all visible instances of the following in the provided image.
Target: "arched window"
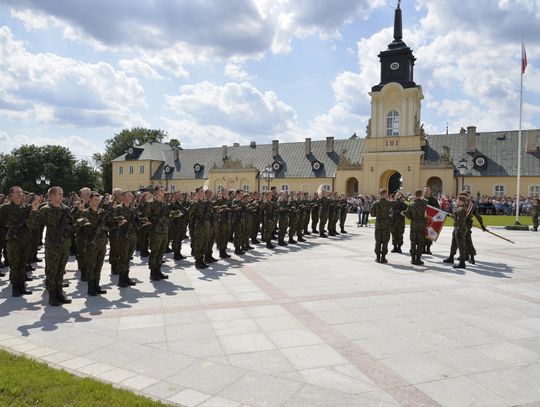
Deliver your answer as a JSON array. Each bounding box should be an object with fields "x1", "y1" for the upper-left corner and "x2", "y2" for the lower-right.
[
  {"x1": 217, "y1": 185, "x2": 224, "y2": 193},
  {"x1": 494, "y1": 185, "x2": 505, "y2": 197},
  {"x1": 261, "y1": 185, "x2": 269, "y2": 192},
  {"x1": 386, "y1": 110, "x2": 400, "y2": 136},
  {"x1": 242, "y1": 184, "x2": 249, "y2": 193},
  {"x1": 322, "y1": 184, "x2": 331, "y2": 192},
  {"x1": 281, "y1": 184, "x2": 289, "y2": 192}
]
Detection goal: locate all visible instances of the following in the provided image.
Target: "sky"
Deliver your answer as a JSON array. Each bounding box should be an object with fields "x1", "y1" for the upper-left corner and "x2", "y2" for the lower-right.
[{"x1": 0, "y1": 0, "x2": 539, "y2": 160}]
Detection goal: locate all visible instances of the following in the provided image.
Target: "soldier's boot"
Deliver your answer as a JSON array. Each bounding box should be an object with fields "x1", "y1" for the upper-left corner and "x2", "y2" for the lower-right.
[
  {"x1": 425, "y1": 247, "x2": 432, "y2": 255},
  {"x1": 0, "y1": 270, "x2": 5, "y2": 277},
  {"x1": 297, "y1": 237, "x2": 307, "y2": 243},
  {"x1": 312, "y1": 229, "x2": 319, "y2": 234},
  {"x1": 111, "y1": 263, "x2": 118, "y2": 275},
  {"x1": 157, "y1": 269, "x2": 169, "y2": 280},
  {"x1": 416, "y1": 254, "x2": 424, "y2": 266},
  {"x1": 94, "y1": 279, "x2": 107, "y2": 294},
  {"x1": 266, "y1": 242, "x2": 275, "y2": 249},
  {"x1": 27, "y1": 264, "x2": 35, "y2": 272},
  {"x1": 11, "y1": 282, "x2": 22, "y2": 297},
  {"x1": 391, "y1": 245, "x2": 398, "y2": 253},
  {"x1": 165, "y1": 246, "x2": 173, "y2": 253},
  {"x1": 375, "y1": 254, "x2": 381, "y2": 263},
  {"x1": 126, "y1": 270, "x2": 136, "y2": 286},
  {"x1": 443, "y1": 255, "x2": 454, "y2": 264},
  {"x1": 219, "y1": 249, "x2": 231, "y2": 258},
  {"x1": 341, "y1": 228, "x2": 347, "y2": 234},
  {"x1": 204, "y1": 254, "x2": 217, "y2": 264},
  {"x1": 247, "y1": 244, "x2": 254, "y2": 250},
  {"x1": 319, "y1": 232, "x2": 328, "y2": 238},
  {"x1": 234, "y1": 247, "x2": 244, "y2": 255},
  {"x1": 173, "y1": 251, "x2": 182, "y2": 260},
  {"x1": 87, "y1": 280, "x2": 98, "y2": 296},
  {"x1": 468, "y1": 255, "x2": 475, "y2": 265},
  {"x1": 380, "y1": 254, "x2": 388, "y2": 264},
  {"x1": 19, "y1": 281, "x2": 32, "y2": 295},
  {"x1": 140, "y1": 250, "x2": 150, "y2": 258},
  {"x1": 251, "y1": 238, "x2": 261, "y2": 244},
  {"x1": 304, "y1": 229, "x2": 311, "y2": 235},
  {"x1": 150, "y1": 268, "x2": 162, "y2": 281},
  {"x1": 532, "y1": 227, "x2": 538, "y2": 231},
  {"x1": 277, "y1": 240, "x2": 287, "y2": 246},
  {"x1": 454, "y1": 259, "x2": 466, "y2": 269},
  {"x1": 48, "y1": 290, "x2": 61, "y2": 306},
  {"x1": 118, "y1": 272, "x2": 129, "y2": 288},
  {"x1": 195, "y1": 259, "x2": 209, "y2": 269},
  {"x1": 288, "y1": 238, "x2": 297, "y2": 244},
  {"x1": 25, "y1": 274, "x2": 33, "y2": 281},
  {"x1": 57, "y1": 289, "x2": 72, "y2": 304}
]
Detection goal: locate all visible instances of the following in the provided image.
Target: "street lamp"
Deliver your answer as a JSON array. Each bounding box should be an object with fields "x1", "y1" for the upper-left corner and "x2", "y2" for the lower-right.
[
  {"x1": 260, "y1": 165, "x2": 275, "y2": 192},
  {"x1": 458, "y1": 159, "x2": 467, "y2": 192},
  {"x1": 35, "y1": 174, "x2": 50, "y2": 194}
]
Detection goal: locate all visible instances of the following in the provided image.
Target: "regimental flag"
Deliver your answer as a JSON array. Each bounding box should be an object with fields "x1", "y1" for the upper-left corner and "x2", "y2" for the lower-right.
[
  {"x1": 425, "y1": 205, "x2": 448, "y2": 242},
  {"x1": 522, "y1": 40, "x2": 528, "y2": 74}
]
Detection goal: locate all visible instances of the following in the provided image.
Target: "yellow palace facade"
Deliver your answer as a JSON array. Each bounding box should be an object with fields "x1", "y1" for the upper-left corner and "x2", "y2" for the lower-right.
[{"x1": 113, "y1": 4, "x2": 540, "y2": 198}]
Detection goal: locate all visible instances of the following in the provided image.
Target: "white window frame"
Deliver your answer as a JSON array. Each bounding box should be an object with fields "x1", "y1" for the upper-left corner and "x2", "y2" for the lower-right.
[
  {"x1": 119, "y1": 166, "x2": 124, "y2": 175},
  {"x1": 386, "y1": 110, "x2": 400, "y2": 137},
  {"x1": 322, "y1": 184, "x2": 331, "y2": 192},
  {"x1": 169, "y1": 185, "x2": 176, "y2": 192},
  {"x1": 281, "y1": 184, "x2": 289, "y2": 192},
  {"x1": 494, "y1": 184, "x2": 505, "y2": 197},
  {"x1": 128, "y1": 165, "x2": 134, "y2": 174},
  {"x1": 529, "y1": 185, "x2": 540, "y2": 197},
  {"x1": 242, "y1": 184, "x2": 249, "y2": 193},
  {"x1": 261, "y1": 185, "x2": 269, "y2": 192},
  {"x1": 139, "y1": 165, "x2": 144, "y2": 174},
  {"x1": 217, "y1": 185, "x2": 224, "y2": 193}
]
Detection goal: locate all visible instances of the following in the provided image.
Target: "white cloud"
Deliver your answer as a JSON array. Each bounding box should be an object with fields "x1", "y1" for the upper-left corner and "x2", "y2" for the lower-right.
[
  {"x1": 225, "y1": 63, "x2": 254, "y2": 81},
  {"x1": 0, "y1": 26, "x2": 146, "y2": 128},
  {"x1": 119, "y1": 59, "x2": 165, "y2": 80}
]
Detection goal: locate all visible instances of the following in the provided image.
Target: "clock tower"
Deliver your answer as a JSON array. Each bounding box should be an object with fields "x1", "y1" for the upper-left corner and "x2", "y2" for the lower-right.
[{"x1": 362, "y1": 0, "x2": 425, "y2": 194}]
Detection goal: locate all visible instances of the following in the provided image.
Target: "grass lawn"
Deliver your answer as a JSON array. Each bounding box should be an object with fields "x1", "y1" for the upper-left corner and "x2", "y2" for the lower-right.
[
  {"x1": 367, "y1": 215, "x2": 533, "y2": 227},
  {"x1": 0, "y1": 349, "x2": 166, "y2": 406}
]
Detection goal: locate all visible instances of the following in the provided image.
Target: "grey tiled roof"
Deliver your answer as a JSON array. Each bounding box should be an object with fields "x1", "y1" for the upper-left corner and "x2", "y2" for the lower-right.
[
  {"x1": 148, "y1": 139, "x2": 365, "y2": 180},
  {"x1": 112, "y1": 142, "x2": 172, "y2": 162},
  {"x1": 425, "y1": 129, "x2": 540, "y2": 176}
]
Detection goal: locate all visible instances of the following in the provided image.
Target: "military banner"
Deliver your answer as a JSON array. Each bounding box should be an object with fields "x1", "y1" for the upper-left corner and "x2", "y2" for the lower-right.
[{"x1": 425, "y1": 204, "x2": 448, "y2": 241}]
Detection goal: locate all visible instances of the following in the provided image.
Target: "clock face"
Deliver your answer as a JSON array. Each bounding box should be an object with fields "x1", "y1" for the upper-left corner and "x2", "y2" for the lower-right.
[
  {"x1": 312, "y1": 162, "x2": 321, "y2": 171},
  {"x1": 474, "y1": 157, "x2": 486, "y2": 167},
  {"x1": 272, "y1": 162, "x2": 281, "y2": 171},
  {"x1": 390, "y1": 62, "x2": 400, "y2": 70}
]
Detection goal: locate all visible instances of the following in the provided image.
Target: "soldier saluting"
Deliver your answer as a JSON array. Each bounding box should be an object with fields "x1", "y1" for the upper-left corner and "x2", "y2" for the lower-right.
[
  {"x1": 404, "y1": 189, "x2": 428, "y2": 265},
  {"x1": 29, "y1": 186, "x2": 74, "y2": 306},
  {"x1": 0, "y1": 186, "x2": 34, "y2": 297},
  {"x1": 370, "y1": 188, "x2": 395, "y2": 264}
]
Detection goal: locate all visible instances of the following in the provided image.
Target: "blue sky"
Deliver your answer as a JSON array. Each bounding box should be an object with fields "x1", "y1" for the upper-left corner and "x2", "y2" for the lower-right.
[{"x1": 0, "y1": 0, "x2": 539, "y2": 160}]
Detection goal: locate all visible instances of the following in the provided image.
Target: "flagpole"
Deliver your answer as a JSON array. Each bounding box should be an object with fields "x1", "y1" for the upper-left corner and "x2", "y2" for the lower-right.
[{"x1": 515, "y1": 34, "x2": 524, "y2": 223}]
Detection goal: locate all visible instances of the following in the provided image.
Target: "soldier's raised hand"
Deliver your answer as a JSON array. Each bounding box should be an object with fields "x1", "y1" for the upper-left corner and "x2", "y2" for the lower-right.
[{"x1": 32, "y1": 195, "x2": 43, "y2": 211}]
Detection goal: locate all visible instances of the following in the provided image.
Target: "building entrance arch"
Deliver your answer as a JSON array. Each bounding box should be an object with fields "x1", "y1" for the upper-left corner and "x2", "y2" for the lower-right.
[
  {"x1": 346, "y1": 177, "x2": 359, "y2": 195},
  {"x1": 427, "y1": 176, "x2": 443, "y2": 197},
  {"x1": 380, "y1": 170, "x2": 402, "y2": 195}
]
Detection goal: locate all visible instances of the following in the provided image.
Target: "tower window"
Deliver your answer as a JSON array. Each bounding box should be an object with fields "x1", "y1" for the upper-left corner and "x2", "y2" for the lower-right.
[{"x1": 386, "y1": 110, "x2": 400, "y2": 136}]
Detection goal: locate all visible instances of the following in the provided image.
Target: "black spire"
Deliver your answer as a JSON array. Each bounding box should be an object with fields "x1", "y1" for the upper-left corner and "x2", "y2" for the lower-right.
[
  {"x1": 389, "y1": 0, "x2": 405, "y2": 49},
  {"x1": 371, "y1": 0, "x2": 417, "y2": 91}
]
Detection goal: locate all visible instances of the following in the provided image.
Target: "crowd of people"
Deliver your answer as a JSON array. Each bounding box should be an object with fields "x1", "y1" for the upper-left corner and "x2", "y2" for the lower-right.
[{"x1": 0, "y1": 185, "x2": 350, "y2": 305}]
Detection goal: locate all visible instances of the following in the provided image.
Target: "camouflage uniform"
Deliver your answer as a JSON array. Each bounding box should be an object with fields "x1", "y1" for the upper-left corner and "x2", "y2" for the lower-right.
[
  {"x1": 288, "y1": 198, "x2": 299, "y2": 243},
  {"x1": 143, "y1": 200, "x2": 171, "y2": 280},
  {"x1": 215, "y1": 197, "x2": 231, "y2": 258},
  {"x1": 405, "y1": 198, "x2": 427, "y2": 265},
  {"x1": 310, "y1": 197, "x2": 320, "y2": 233},
  {"x1": 276, "y1": 199, "x2": 289, "y2": 246},
  {"x1": 231, "y1": 198, "x2": 245, "y2": 254},
  {"x1": 370, "y1": 198, "x2": 394, "y2": 263},
  {"x1": 72, "y1": 203, "x2": 88, "y2": 280},
  {"x1": 339, "y1": 197, "x2": 348, "y2": 233},
  {"x1": 295, "y1": 198, "x2": 306, "y2": 242},
  {"x1": 465, "y1": 202, "x2": 485, "y2": 264},
  {"x1": 137, "y1": 200, "x2": 150, "y2": 257},
  {"x1": 189, "y1": 200, "x2": 208, "y2": 267},
  {"x1": 113, "y1": 203, "x2": 139, "y2": 287},
  {"x1": 204, "y1": 200, "x2": 218, "y2": 263},
  {"x1": 318, "y1": 196, "x2": 329, "y2": 237},
  {"x1": 0, "y1": 202, "x2": 33, "y2": 296},
  {"x1": 390, "y1": 199, "x2": 407, "y2": 252},
  {"x1": 452, "y1": 204, "x2": 468, "y2": 268},
  {"x1": 261, "y1": 200, "x2": 275, "y2": 248},
  {"x1": 82, "y1": 207, "x2": 110, "y2": 295},
  {"x1": 29, "y1": 203, "x2": 74, "y2": 305},
  {"x1": 169, "y1": 199, "x2": 189, "y2": 260},
  {"x1": 531, "y1": 199, "x2": 539, "y2": 231}
]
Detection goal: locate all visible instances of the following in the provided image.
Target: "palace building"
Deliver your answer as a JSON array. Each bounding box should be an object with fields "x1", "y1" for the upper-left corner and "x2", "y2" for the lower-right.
[{"x1": 112, "y1": 4, "x2": 540, "y2": 198}]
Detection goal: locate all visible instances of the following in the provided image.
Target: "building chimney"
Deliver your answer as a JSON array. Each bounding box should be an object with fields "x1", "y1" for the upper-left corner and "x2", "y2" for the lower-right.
[
  {"x1": 305, "y1": 138, "x2": 311, "y2": 155},
  {"x1": 233, "y1": 142, "x2": 240, "y2": 147},
  {"x1": 250, "y1": 141, "x2": 256, "y2": 148},
  {"x1": 526, "y1": 130, "x2": 539, "y2": 153},
  {"x1": 466, "y1": 126, "x2": 476, "y2": 153},
  {"x1": 272, "y1": 140, "x2": 279, "y2": 157},
  {"x1": 221, "y1": 145, "x2": 228, "y2": 160},
  {"x1": 326, "y1": 136, "x2": 334, "y2": 154}
]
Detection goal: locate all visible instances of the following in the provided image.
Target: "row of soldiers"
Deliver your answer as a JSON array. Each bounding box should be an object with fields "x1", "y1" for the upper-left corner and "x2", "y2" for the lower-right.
[
  {"x1": 0, "y1": 185, "x2": 350, "y2": 305},
  {"x1": 370, "y1": 186, "x2": 487, "y2": 268}
]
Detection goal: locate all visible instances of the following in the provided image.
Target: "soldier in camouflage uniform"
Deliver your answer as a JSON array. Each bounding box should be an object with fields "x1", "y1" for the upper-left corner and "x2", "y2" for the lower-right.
[
  {"x1": 310, "y1": 192, "x2": 320, "y2": 233},
  {"x1": 295, "y1": 192, "x2": 307, "y2": 242},
  {"x1": 215, "y1": 188, "x2": 232, "y2": 258},
  {"x1": 261, "y1": 192, "x2": 276, "y2": 249},
  {"x1": 288, "y1": 191, "x2": 299, "y2": 244},
  {"x1": 189, "y1": 187, "x2": 208, "y2": 268},
  {"x1": 137, "y1": 191, "x2": 151, "y2": 258},
  {"x1": 531, "y1": 197, "x2": 539, "y2": 231},
  {"x1": 301, "y1": 192, "x2": 311, "y2": 236},
  {"x1": 463, "y1": 190, "x2": 486, "y2": 264},
  {"x1": 404, "y1": 190, "x2": 427, "y2": 265},
  {"x1": 370, "y1": 189, "x2": 394, "y2": 263},
  {"x1": 204, "y1": 189, "x2": 218, "y2": 264},
  {"x1": 390, "y1": 194, "x2": 407, "y2": 253},
  {"x1": 108, "y1": 188, "x2": 123, "y2": 275},
  {"x1": 327, "y1": 194, "x2": 338, "y2": 236},
  {"x1": 452, "y1": 195, "x2": 468, "y2": 269},
  {"x1": 318, "y1": 190, "x2": 329, "y2": 238},
  {"x1": 29, "y1": 187, "x2": 74, "y2": 306},
  {"x1": 250, "y1": 192, "x2": 262, "y2": 244},
  {"x1": 339, "y1": 194, "x2": 348, "y2": 234},
  {"x1": 231, "y1": 191, "x2": 246, "y2": 255},
  {"x1": 73, "y1": 187, "x2": 90, "y2": 280},
  {"x1": 0, "y1": 186, "x2": 33, "y2": 296},
  {"x1": 81, "y1": 192, "x2": 112, "y2": 296},
  {"x1": 276, "y1": 192, "x2": 289, "y2": 246},
  {"x1": 142, "y1": 185, "x2": 172, "y2": 281},
  {"x1": 169, "y1": 192, "x2": 189, "y2": 260}
]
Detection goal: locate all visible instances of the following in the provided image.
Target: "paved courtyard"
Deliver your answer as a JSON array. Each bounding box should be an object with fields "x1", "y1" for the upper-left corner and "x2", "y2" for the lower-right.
[{"x1": 1, "y1": 217, "x2": 540, "y2": 407}]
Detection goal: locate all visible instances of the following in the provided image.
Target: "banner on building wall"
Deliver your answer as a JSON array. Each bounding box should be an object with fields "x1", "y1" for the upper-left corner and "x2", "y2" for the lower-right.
[{"x1": 425, "y1": 205, "x2": 448, "y2": 241}]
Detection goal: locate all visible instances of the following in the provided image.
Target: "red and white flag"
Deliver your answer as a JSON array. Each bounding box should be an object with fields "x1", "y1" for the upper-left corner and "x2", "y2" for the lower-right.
[
  {"x1": 425, "y1": 205, "x2": 448, "y2": 242},
  {"x1": 522, "y1": 40, "x2": 527, "y2": 74}
]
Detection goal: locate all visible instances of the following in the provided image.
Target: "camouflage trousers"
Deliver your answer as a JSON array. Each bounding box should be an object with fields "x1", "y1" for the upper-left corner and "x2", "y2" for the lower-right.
[
  {"x1": 374, "y1": 227, "x2": 390, "y2": 256},
  {"x1": 6, "y1": 238, "x2": 31, "y2": 284},
  {"x1": 311, "y1": 210, "x2": 319, "y2": 231},
  {"x1": 391, "y1": 220, "x2": 405, "y2": 246},
  {"x1": 149, "y1": 231, "x2": 168, "y2": 271},
  {"x1": 85, "y1": 239, "x2": 107, "y2": 282},
  {"x1": 278, "y1": 216, "x2": 288, "y2": 243},
  {"x1": 117, "y1": 232, "x2": 137, "y2": 277},
  {"x1": 44, "y1": 240, "x2": 70, "y2": 292},
  {"x1": 409, "y1": 227, "x2": 425, "y2": 258}
]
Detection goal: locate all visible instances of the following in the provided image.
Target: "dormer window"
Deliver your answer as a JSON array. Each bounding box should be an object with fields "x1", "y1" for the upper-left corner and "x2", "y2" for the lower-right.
[{"x1": 386, "y1": 110, "x2": 400, "y2": 136}]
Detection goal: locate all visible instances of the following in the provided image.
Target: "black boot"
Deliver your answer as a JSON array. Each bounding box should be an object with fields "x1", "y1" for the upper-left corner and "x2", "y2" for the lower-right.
[
  {"x1": 204, "y1": 254, "x2": 216, "y2": 263},
  {"x1": 288, "y1": 238, "x2": 297, "y2": 244},
  {"x1": 94, "y1": 280, "x2": 107, "y2": 294},
  {"x1": 298, "y1": 237, "x2": 307, "y2": 242},
  {"x1": 454, "y1": 259, "x2": 466, "y2": 269},
  {"x1": 87, "y1": 279, "x2": 98, "y2": 296},
  {"x1": 173, "y1": 251, "x2": 183, "y2": 260},
  {"x1": 319, "y1": 232, "x2": 328, "y2": 238},
  {"x1": 118, "y1": 272, "x2": 129, "y2": 288},
  {"x1": 219, "y1": 249, "x2": 230, "y2": 258},
  {"x1": 0, "y1": 270, "x2": 5, "y2": 277},
  {"x1": 25, "y1": 274, "x2": 33, "y2": 281},
  {"x1": 277, "y1": 240, "x2": 287, "y2": 246},
  {"x1": 416, "y1": 254, "x2": 424, "y2": 266},
  {"x1": 312, "y1": 229, "x2": 319, "y2": 234},
  {"x1": 140, "y1": 250, "x2": 149, "y2": 258},
  {"x1": 11, "y1": 282, "x2": 22, "y2": 297},
  {"x1": 19, "y1": 282, "x2": 32, "y2": 295},
  {"x1": 304, "y1": 230, "x2": 311, "y2": 235},
  {"x1": 341, "y1": 229, "x2": 347, "y2": 234},
  {"x1": 234, "y1": 248, "x2": 245, "y2": 255},
  {"x1": 126, "y1": 271, "x2": 136, "y2": 286},
  {"x1": 48, "y1": 290, "x2": 61, "y2": 306},
  {"x1": 27, "y1": 264, "x2": 35, "y2": 272},
  {"x1": 376, "y1": 254, "x2": 381, "y2": 263},
  {"x1": 150, "y1": 269, "x2": 162, "y2": 281},
  {"x1": 165, "y1": 246, "x2": 173, "y2": 253},
  {"x1": 251, "y1": 238, "x2": 261, "y2": 244},
  {"x1": 266, "y1": 242, "x2": 275, "y2": 249},
  {"x1": 443, "y1": 256, "x2": 454, "y2": 264},
  {"x1": 391, "y1": 245, "x2": 398, "y2": 253},
  {"x1": 195, "y1": 259, "x2": 209, "y2": 269},
  {"x1": 380, "y1": 254, "x2": 388, "y2": 264},
  {"x1": 468, "y1": 255, "x2": 475, "y2": 265},
  {"x1": 57, "y1": 289, "x2": 72, "y2": 304}
]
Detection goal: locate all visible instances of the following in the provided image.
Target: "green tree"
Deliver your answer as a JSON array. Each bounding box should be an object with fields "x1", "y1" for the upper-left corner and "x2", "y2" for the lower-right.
[
  {"x1": 94, "y1": 127, "x2": 168, "y2": 192},
  {"x1": 168, "y1": 138, "x2": 181, "y2": 149}
]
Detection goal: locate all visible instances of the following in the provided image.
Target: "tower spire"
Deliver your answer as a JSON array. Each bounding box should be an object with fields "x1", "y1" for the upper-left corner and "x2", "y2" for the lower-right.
[{"x1": 389, "y1": 0, "x2": 405, "y2": 49}]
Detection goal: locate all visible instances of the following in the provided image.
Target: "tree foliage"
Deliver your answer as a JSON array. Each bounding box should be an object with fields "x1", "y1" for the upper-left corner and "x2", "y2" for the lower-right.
[
  {"x1": 0, "y1": 145, "x2": 101, "y2": 194},
  {"x1": 93, "y1": 127, "x2": 168, "y2": 192}
]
